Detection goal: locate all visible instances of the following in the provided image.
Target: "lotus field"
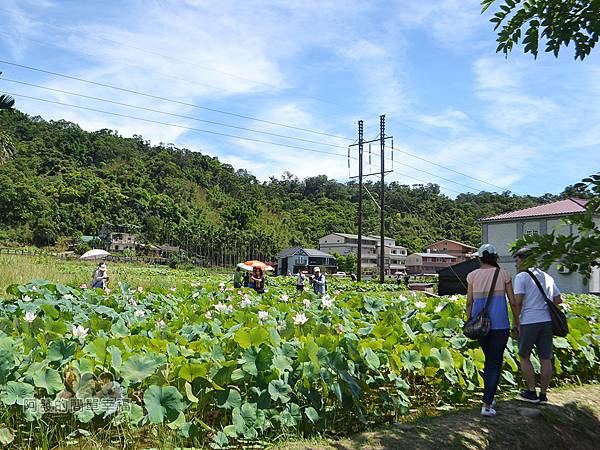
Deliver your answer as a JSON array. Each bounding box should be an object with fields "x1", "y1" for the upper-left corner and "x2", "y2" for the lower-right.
[{"x1": 0, "y1": 277, "x2": 598, "y2": 447}]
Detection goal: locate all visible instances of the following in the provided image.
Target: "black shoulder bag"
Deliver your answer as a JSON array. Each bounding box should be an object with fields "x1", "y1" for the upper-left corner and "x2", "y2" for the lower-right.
[
  {"x1": 525, "y1": 270, "x2": 569, "y2": 337},
  {"x1": 463, "y1": 268, "x2": 500, "y2": 340}
]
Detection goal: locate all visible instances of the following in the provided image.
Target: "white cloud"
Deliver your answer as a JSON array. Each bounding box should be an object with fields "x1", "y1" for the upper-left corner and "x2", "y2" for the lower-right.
[{"x1": 418, "y1": 109, "x2": 470, "y2": 132}]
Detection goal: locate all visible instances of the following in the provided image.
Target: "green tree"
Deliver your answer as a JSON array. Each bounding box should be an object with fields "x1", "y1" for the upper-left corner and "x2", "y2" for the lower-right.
[
  {"x1": 513, "y1": 172, "x2": 600, "y2": 278},
  {"x1": 482, "y1": 0, "x2": 600, "y2": 59}
]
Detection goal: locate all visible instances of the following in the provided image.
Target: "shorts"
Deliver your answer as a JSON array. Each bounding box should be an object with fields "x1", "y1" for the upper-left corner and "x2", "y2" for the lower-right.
[{"x1": 519, "y1": 321, "x2": 553, "y2": 360}]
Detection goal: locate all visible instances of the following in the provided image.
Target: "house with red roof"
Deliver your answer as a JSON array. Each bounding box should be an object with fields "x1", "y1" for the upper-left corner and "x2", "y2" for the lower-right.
[{"x1": 480, "y1": 198, "x2": 599, "y2": 294}]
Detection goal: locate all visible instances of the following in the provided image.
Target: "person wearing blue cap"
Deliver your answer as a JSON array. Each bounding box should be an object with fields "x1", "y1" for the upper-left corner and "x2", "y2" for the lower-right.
[{"x1": 466, "y1": 244, "x2": 520, "y2": 417}]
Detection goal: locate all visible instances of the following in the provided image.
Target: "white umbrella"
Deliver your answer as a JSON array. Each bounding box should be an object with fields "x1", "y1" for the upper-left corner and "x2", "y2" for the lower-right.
[
  {"x1": 237, "y1": 262, "x2": 253, "y2": 271},
  {"x1": 80, "y1": 249, "x2": 111, "y2": 260}
]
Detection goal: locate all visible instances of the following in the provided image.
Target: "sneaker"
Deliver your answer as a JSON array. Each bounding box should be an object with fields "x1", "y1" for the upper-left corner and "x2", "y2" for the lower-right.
[
  {"x1": 538, "y1": 393, "x2": 548, "y2": 404},
  {"x1": 519, "y1": 390, "x2": 540, "y2": 403},
  {"x1": 481, "y1": 406, "x2": 497, "y2": 417}
]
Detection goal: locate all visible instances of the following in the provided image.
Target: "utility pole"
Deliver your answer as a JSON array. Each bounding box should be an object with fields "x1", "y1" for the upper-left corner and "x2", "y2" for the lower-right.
[
  {"x1": 357, "y1": 120, "x2": 364, "y2": 282},
  {"x1": 349, "y1": 117, "x2": 393, "y2": 283},
  {"x1": 379, "y1": 114, "x2": 385, "y2": 284}
]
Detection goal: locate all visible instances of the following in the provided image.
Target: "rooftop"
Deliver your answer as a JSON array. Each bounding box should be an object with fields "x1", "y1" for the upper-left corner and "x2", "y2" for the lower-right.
[
  {"x1": 277, "y1": 247, "x2": 335, "y2": 259},
  {"x1": 480, "y1": 198, "x2": 589, "y2": 222},
  {"x1": 410, "y1": 253, "x2": 457, "y2": 259},
  {"x1": 427, "y1": 239, "x2": 477, "y2": 250}
]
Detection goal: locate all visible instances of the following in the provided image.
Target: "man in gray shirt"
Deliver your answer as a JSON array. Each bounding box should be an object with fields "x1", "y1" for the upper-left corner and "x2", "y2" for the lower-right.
[{"x1": 513, "y1": 247, "x2": 563, "y2": 404}]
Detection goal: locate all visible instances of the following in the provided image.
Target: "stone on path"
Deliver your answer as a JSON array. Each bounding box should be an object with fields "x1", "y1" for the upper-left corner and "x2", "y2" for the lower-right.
[{"x1": 517, "y1": 407, "x2": 541, "y2": 418}]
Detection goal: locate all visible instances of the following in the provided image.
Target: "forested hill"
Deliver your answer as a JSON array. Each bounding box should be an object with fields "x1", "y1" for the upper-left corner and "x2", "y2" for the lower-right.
[{"x1": 0, "y1": 109, "x2": 563, "y2": 256}]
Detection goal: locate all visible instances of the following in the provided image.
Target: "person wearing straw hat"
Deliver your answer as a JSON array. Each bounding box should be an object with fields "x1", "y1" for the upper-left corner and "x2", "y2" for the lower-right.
[{"x1": 91, "y1": 262, "x2": 109, "y2": 289}]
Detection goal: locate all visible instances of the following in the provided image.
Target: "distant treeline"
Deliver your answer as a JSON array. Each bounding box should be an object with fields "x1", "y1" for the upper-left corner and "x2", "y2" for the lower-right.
[{"x1": 0, "y1": 109, "x2": 577, "y2": 258}]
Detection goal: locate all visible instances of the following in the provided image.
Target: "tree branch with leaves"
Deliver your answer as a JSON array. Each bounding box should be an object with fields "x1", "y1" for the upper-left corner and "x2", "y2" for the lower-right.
[{"x1": 482, "y1": 0, "x2": 600, "y2": 59}]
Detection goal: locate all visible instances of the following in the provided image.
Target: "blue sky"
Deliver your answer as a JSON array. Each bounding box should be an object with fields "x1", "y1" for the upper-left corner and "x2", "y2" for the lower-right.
[{"x1": 1, "y1": 0, "x2": 599, "y2": 197}]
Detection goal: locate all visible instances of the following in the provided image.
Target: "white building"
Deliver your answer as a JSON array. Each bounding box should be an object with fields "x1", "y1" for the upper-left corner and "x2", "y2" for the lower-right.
[
  {"x1": 318, "y1": 233, "x2": 407, "y2": 275},
  {"x1": 481, "y1": 198, "x2": 600, "y2": 294}
]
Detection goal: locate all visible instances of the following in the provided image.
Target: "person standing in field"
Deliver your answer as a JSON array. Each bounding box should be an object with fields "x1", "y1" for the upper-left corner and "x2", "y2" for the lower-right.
[
  {"x1": 251, "y1": 267, "x2": 265, "y2": 294},
  {"x1": 91, "y1": 262, "x2": 109, "y2": 289},
  {"x1": 233, "y1": 266, "x2": 243, "y2": 289},
  {"x1": 466, "y1": 244, "x2": 520, "y2": 417},
  {"x1": 296, "y1": 270, "x2": 306, "y2": 292},
  {"x1": 311, "y1": 267, "x2": 326, "y2": 296},
  {"x1": 513, "y1": 246, "x2": 563, "y2": 405}
]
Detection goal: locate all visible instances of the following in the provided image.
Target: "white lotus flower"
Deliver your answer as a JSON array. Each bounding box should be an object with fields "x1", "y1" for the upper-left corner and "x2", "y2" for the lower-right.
[
  {"x1": 415, "y1": 301, "x2": 427, "y2": 309},
  {"x1": 137, "y1": 286, "x2": 144, "y2": 293},
  {"x1": 435, "y1": 304, "x2": 445, "y2": 313},
  {"x1": 205, "y1": 310, "x2": 212, "y2": 319},
  {"x1": 192, "y1": 292, "x2": 200, "y2": 299},
  {"x1": 334, "y1": 290, "x2": 341, "y2": 296},
  {"x1": 191, "y1": 282, "x2": 201, "y2": 288},
  {"x1": 336, "y1": 324, "x2": 344, "y2": 334},
  {"x1": 240, "y1": 298, "x2": 252, "y2": 308},
  {"x1": 157, "y1": 319, "x2": 166, "y2": 328},
  {"x1": 280, "y1": 294, "x2": 289, "y2": 302},
  {"x1": 399, "y1": 295, "x2": 407, "y2": 302},
  {"x1": 72, "y1": 324, "x2": 89, "y2": 338},
  {"x1": 219, "y1": 282, "x2": 225, "y2": 288},
  {"x1": 170, "y1": 287, "x2": 177, "y2": 292},
  {"x1": 321, "y1": 297, "x2": 334, "y2": 309},
  {"x1": 293, "y1": 312, "x2": 308, "y2": 325},
  {"x1": 22, "y1": 295, "x2": 33, "y2": 302},
  {"x1": 63, "y1": 293, "x2": 74, "y2": 301},
  {"x1": 303, "y1": 299, "x2": 311, "y2": 308},
  {"x1": 134, "y1": 309, "x2": 145, "y2": 318},
  {"x1": 129, "y1": 298, "x2": 137, "y2": 306},
  {"x1": 24, "y1": 312, "x2": 36, "y2": 322},
  {"x1": 31, "y1": 286, "x2": 37, "y2": 292},
  {"x1": 226, "y1": 305, "x2": 234, "y2": 314},
  {"x1": 215, "y1": 302, "x2": 227, "y2": 313},
  {"x1": 450, "y1": 295, "x2": 459, "y2": 301},
  {"x1": 258, "y1": 311, "x2": 269, "y2": 322}
]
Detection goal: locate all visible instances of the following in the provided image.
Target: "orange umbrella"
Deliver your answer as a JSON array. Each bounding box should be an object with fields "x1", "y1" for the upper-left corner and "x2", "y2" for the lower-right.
[{"x1": 245, "y1": 260, "x2": 267, "y2": 269}]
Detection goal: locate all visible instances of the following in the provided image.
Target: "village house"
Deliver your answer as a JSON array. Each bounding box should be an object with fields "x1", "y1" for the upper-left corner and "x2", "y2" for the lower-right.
[
  {"x1": 425, "y1": 239, "x2": 476, "y2": 263},
  {"x1": 276, "y1": 248, "x2": 337, "y2": 275},
  {"x1": 318, "y1": 233, "x2": 407, "y2": 275},
  {"x1": 481, "y1": 198, "x2": 600, "y2": 294},
  {"x1": 405, "y1": 251, "x2": 457, "y2": 275},
  {"x1": 109, "y1": 232, "x2": 139, "y2": 252}
]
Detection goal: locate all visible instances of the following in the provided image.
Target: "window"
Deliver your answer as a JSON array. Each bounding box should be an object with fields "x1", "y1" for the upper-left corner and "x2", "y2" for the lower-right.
[{"x1": 525, "y1": 230, "x2": 539, "y2": 236}]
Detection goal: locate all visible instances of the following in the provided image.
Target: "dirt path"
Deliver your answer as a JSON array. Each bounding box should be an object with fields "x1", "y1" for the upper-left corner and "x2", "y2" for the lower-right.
[{"x1": 282, "y1": 384, "x2": 600, "y2": 450}]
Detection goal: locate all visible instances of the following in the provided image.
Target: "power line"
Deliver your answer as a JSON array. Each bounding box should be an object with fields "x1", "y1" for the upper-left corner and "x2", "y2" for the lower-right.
[
  {"x1": 0, "y1": 10, "x2": 353, "y2": 111},
  {"x1": 0, "y1": 59, "x2": 512, "y2": 192},
  {"x1": 386, "y1": 171, "x2": 465, "y2": 196},
  {"x1": 3, "y1": 91, "x2": 354, "y2": 159},
  {"x1": 0, "y1": 78, "x2": 350, "y2": 150},
  {"x1": 385, "y1": 145, "x2": 508, "y2": 191},
  {"x1": 367, "y1": 149, "x2": 488, "y2": 192},
  {"x1": 0, "y1": 59, "x2": 354, "y2": 141}
]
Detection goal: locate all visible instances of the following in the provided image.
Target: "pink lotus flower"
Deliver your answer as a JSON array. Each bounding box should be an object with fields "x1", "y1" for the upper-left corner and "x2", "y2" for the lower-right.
[
  {"x1": 205, "y1": 310, "x2": 212, "y2": 319},
  {"x1": 80, "y1": 284, "x2": 87, "y2": 289},
  {"x1": 237, "y1": 290, "x2": 243, "y2": 295},
  {"x1": 170, "y1": 287, "x2": 177, "y2": 292}
]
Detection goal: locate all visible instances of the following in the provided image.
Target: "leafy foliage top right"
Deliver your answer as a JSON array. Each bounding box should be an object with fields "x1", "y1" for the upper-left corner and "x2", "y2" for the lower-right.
[{"x1": 482, "y1": 0, "x2": 600, "y2": 59}]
